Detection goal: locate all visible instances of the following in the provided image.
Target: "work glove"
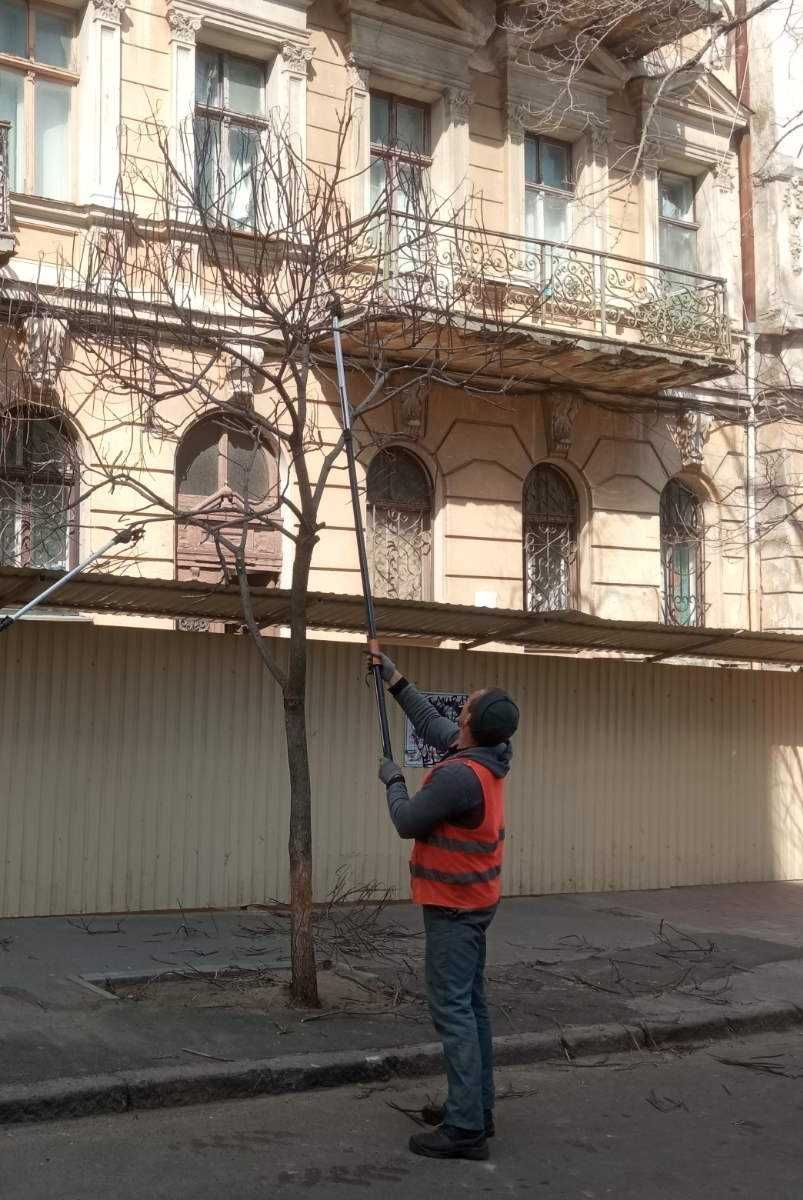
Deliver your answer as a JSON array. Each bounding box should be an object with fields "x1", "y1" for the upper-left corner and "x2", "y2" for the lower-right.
[
  {"x1": 366, "y1": 650, "x2": 397, "y2": 684},
  {"x1": 378, "y1": 757, "x2": 405, "y2": 787}
]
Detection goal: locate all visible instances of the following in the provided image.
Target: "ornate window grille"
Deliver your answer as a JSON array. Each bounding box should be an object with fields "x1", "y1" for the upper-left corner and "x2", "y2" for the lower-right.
[
  {"x1": 524, "y1": 464, "x2": 578, "y2": 612},
  {"x1": 660, "y1": 478, "x2": 705, "y2": 627},
  {"x1": 367, "y1": 448, "x2": 432, "y2": 601},
  {"x1": 0, "y1": 408, "x2": 78, "y2": 569}
]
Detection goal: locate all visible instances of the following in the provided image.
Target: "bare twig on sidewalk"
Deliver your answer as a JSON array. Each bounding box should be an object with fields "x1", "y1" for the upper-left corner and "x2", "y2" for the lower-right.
[
  {"x1": 646, "y1": 1089, "x2": 689, "y2": 1113},
  {"x1": 66, "y1": 917, "x2": 124, "y2": 935},
  {"x1": 181, "y1": 1048, "x2": 234, "y2": 1063}
]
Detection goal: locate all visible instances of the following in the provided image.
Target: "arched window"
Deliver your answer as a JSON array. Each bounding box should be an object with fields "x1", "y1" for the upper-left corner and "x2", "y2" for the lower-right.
[
  {"x1": 0, "y1": 410, "x2": 78, "y2": 570},
  {"x1": 175, "y1": 417, "x2": 280, "y2": 585},
  {"x1": 660, "y1": 478, "x2": 704, "y2": 627},
  {"x1": 523, "y1": 464, "x2": 578, "y2": 612},
  {"x1": 366, "y1": 448, "x2": 432, "y2": 601}
]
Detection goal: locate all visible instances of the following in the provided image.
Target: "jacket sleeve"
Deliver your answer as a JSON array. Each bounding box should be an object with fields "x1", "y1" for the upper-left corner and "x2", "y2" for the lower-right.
[
  {"x1": 388, "y1": 677, "x2": 459, "y2": 752},
  {"x1": 386, "y1": 761, "x2": 483, "y2": 839}
]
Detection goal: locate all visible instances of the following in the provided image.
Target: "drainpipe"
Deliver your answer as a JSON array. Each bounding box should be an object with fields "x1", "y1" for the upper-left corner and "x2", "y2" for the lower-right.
[
  {"x1": 745, "y1": 330, "x2": 760, "y2": 632},
  {"x1": 735, "y1": 0, "x2": 760, "y2": 633}
]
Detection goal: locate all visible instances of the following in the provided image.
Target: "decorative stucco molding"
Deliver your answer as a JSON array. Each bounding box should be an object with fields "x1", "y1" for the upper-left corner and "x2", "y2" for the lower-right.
[
  {"x1": 544, "y1": 393, "x2": 581, "y2": 458},
  {"x1": 444, "y1": 88, "x2": 473, "y2": 128},
  {"x1": 21, "y1": 317, "x2": 68, "y2": 393},
  {"x1": 345, "y1": 52, "x2": 370, "y2": 91},
  {"x1": 91, "y1": 0, "x2": 126, "y2": 21},
  {"x1": 505, "y1": 101, "x2": 529, "y2": 143},
  {"x1": 225, "y1": 343, "x2": 265, "y2": 406},
  {"x1": 166, "y1": 6, "x2": 202, "y2": 44},
  {"x1": 392, "y1": 378, "x2": 429, "y2": 440},
  {"x1": 280, "y1": 43, "x2": 314, "y2": 74},
  {"x1": 666, "y1": 408, "x2": 712, "y2": 471},
  {"x1": 785, "y1": 176, "x2": 803, "y2": 274},
  {"x1": 712, "y1": 155, "x2": 737, "y2": 193}
]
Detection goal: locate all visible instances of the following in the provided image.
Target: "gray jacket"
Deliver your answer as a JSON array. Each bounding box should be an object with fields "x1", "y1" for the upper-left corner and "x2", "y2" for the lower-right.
[{"x1": 385, "y1": 676, "x2": 512, "y2": 840}]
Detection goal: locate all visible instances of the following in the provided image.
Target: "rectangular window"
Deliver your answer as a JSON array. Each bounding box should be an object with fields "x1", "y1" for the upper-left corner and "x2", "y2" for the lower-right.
[
  {"x1": 369, "y1": 92, "x2": 430, "y2": 213},
  {"x1": 194, "y1": 48, "x2": 267, "y2": 228},
  {"x1": 0, "y1": 1, "x2": 76, "y2": 201},
  {"x1": 524, "y1": 135, "x2": 573, "y2": 243},
  {"x1": 658, "y1": 172, "x2": 698, "y2": 274}
]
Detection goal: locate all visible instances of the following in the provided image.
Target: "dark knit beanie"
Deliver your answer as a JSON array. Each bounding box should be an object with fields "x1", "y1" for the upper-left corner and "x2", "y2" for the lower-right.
[{"x1": 469, "y1": 688, "x2": 520, "y2": 746}]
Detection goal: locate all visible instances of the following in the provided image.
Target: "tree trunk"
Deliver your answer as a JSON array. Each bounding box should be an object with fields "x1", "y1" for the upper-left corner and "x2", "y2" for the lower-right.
[
  {"x1": 284, "y1": 531, "x2": 319, "y2": 1008},
  {"x1": 284, "y1": 692, "x2": 319, "y2": 1006}
]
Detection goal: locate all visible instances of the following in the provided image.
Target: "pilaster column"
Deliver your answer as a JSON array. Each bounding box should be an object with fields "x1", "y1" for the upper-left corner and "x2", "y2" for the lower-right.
[
  {"x1": 268, "y1": 43, "x2": 312, "y2": 158},
  {"x1": 434, "y1": 87, "x2": 472, "y2": 218},
  {"x1": 166, "y1": 6, "x2": 202, "y2": 206},
  {"x1": 345, "y1": 53, "x2": 371, "y2": 219},
  {"x1": 505, "y1": 101, "x2": 528, "y2": 237},
  {"x1": 580, "y1": 122, "x2": 611, "y2": 251},
  {"x1": 80, "y1": 0, "x2": 126, "y2": 206}
]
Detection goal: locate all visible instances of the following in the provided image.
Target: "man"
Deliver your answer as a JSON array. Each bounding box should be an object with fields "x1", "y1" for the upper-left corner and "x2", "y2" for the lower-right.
[{"x1": 375, "y1": 651, "x2": 519, "y2": 1162}]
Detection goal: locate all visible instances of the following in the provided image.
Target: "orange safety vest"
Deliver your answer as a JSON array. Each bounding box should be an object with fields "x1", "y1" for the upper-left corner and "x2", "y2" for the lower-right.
[{"x1": 410, "y1": 757, "x2": 505, "y2": 910}]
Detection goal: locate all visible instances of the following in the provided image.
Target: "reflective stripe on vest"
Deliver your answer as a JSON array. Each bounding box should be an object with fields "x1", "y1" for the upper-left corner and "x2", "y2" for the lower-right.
[
  {"x1": 410, "y1": 756, "x2": 505, "y2": 910},
  {"x1": 420, "y1": 828, "x2": 506, "y2": 855},
  {"x1": 410, "y1": 863, "x2": 502, "y2": 885}
]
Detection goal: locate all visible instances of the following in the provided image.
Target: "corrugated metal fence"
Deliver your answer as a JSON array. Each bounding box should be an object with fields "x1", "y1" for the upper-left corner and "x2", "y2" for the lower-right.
[{"x1": 1, "y1": 622, "x2": 802, "y2": 917}]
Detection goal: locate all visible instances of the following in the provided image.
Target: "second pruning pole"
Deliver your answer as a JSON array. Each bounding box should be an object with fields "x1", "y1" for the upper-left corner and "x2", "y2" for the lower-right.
[{"x1": 331, "y1": 299, "x2": 393, "y2": 760}]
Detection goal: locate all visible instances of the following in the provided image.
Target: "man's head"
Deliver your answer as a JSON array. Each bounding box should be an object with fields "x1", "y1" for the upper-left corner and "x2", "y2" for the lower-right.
[{"x1": 456, "y1": 687, "x2": 520, "y2": 749}]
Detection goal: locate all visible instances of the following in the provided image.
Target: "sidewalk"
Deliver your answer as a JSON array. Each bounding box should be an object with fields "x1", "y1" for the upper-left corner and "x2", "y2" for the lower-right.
[{"x1": 3, "y1": 881, "x2": 803, "y2": 1123}]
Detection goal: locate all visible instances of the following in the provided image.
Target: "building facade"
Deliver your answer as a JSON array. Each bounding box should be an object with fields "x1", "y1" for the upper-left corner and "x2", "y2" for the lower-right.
[{"x1": 0, "y1": 0, "x2": 795, "y2": 639}]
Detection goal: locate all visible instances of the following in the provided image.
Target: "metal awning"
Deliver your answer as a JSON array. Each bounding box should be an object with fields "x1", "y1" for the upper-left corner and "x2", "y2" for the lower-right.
[{"x1": 2, "y1": 565, "x2": 803, "y2": 667}]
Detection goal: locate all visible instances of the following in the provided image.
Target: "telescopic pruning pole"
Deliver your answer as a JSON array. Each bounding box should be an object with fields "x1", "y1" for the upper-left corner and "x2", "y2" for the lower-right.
[
  {"x1": 331, "y1": 299, "x2": 393, "y2": 759},
  {"x1": 0, "y1": 526, "x2": 144, "y2": 634}
]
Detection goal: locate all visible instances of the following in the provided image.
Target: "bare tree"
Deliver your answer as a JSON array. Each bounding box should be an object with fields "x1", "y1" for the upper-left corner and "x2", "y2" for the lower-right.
[{"x1": 0, "y1": 107, "x2": 536, "y2": 1004}]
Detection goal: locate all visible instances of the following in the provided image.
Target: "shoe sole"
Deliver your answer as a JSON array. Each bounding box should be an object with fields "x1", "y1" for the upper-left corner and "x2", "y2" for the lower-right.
[{"x1": 409, "y1": 1140, "x2": 490, "y2": 1161}]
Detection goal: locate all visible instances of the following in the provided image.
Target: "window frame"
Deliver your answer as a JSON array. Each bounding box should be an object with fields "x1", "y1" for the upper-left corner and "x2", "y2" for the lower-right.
[
  {"x1": 524, "y1": 134, "x2": 574, "y2": 245},
  {"x1": 0, "y1": 0, "x2": 78, "y2": 199},
  {"x1": 193, "y1": 46, "x2": 270, "y2": 226},
  {"x1": 657, "y1": 170, "x2": 700, "y2": 274},
  {"x1": 175, "y1": 416, "x2": 282, "y2": 590},
  {"x1": 176, "y1": 417, "x2": 277, "y2": 508},
  {"x1": 369, "y1": 91, "x2": 432, "y2": 209},
  {"x1": 523, "y1": 463, "x2": 579, "y2": 613},
  {"x1": 366, "y1": 445, "x2": 433, "y2": 602},
  {"x1": 0, "y1": 411, "x2": 79, "y2": 570}
]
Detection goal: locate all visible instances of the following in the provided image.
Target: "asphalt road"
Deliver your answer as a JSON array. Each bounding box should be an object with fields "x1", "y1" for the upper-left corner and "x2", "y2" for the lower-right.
[{"x1": 4, "y1": 1029, "x2": 803, "y2": 1199}]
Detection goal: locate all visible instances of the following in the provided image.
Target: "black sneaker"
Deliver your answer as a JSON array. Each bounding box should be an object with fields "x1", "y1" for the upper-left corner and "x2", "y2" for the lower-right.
[
  {"x1": 409, "y1": 1125, "x2": 489, "y2": 1161},
  {"x1": 422, "y1": 1104, "x2": 495, "y2": 1138}
]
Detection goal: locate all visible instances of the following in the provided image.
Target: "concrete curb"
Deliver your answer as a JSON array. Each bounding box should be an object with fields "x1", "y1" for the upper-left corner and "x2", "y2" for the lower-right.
[{"x1": 2, "y1": 999, "x2": 802, "y2": 1126}]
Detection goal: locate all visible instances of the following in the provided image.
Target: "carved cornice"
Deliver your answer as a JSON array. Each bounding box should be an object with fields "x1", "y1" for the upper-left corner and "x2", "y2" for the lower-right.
[{"x1": 166, "y1": 6, "x2": 202, "y2": 44}]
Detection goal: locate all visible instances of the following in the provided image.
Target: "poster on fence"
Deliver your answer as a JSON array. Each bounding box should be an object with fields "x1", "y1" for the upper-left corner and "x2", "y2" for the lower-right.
[{"x1": 404, "y1": 692, "x2": 469, "y2": 768}]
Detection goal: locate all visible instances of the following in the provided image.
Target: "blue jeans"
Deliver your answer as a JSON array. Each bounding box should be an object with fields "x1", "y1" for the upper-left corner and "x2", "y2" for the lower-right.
[{"x1": 423, "y1": 903, "x2": 497, "y2": 1133}]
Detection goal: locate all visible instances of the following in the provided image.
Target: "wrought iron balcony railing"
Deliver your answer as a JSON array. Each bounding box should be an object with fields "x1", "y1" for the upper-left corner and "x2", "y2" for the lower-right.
[
  {"x1": 0, "y1": 121, "x2": 15, "y2": 266},
  {"x1": 351, "y1": 210, "x2": 732, "y2": 362}
]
